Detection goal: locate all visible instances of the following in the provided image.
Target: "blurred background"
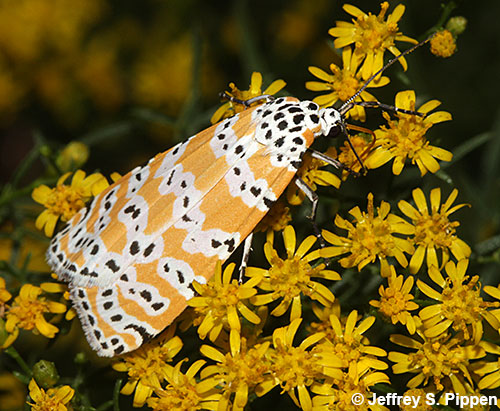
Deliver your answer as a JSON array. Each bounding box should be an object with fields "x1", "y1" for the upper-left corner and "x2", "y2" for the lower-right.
[{"x1": 0, "y1": 0, "x2": 499, "y2": 408}]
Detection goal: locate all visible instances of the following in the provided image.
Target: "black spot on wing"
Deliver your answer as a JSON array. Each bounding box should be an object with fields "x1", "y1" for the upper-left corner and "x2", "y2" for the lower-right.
[
  {"x1": 263, "y1": 197, "x2": 275, "y2": 209},
  {"x1": 114, "y1": 345, "x2": 125, "y2": 355},
  {"x1": 143, "y1": 243, "x2": 155, "y2": 257},
  {"x1": 250, "y1": 186, "x2": 262, "y2": 197},
  {"x1": 140, "y1": 290, "x2": 152, "y2": 302},
  {"x1": 277, "y1": 120, "x2": 288, "y2": 131},
  {"x1": 152, "y1": 302, "x2": 164, "y2": 311},
  {"x1": 105, "y1": 259, "x2": 120, "y2": 273},
  {"x1": 224, "y1": 238, "x2": 236, "y2": 253},
  {"x1": 130, "y1": 241, "x2": 140, "y2": 255},
  {"x1": 123, "y1": 323, "x2": 154, "y2": 344},
  {"x1": 274, "y1": 136, "x2": 285, "y2": 148},
  {"x1": 293, "y1": 114, "x2": 305, "y2": 124}
]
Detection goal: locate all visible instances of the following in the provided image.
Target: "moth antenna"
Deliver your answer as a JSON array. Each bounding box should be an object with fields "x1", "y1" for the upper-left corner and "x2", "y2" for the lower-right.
[{"x1": 339, "y1": 33, "x2": 435, "y2": 116}]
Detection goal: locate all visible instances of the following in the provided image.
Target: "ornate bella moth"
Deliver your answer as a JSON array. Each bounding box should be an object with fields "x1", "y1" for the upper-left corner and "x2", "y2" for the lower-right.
[
  {"x1": 46, "y1": 97, "x2": 341, "y2": 357},
  {"x1": 46, "y1": 40, "x2": 429, "y2": 357}
]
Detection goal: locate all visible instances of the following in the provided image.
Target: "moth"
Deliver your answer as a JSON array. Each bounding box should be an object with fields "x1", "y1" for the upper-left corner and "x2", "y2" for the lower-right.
[{"x1": 47, "y1": 39, "x2": 428, "y2": 357}]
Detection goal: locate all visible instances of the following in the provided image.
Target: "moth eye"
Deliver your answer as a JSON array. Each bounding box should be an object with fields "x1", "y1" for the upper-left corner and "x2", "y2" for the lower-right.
[{"x1": 327, "y1": 124, "x2": 341, "y2": 138}]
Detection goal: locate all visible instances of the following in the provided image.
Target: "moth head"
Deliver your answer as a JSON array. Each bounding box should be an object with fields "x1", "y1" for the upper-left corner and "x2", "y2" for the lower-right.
[{"x1": 319, "y1": 107, "x2": 344, "y2": 139}]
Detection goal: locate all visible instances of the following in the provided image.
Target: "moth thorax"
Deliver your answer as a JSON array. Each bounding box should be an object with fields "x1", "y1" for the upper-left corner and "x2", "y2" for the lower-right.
[{"x1": 318, "y1": 107, "x2": 343, "y2": 138}]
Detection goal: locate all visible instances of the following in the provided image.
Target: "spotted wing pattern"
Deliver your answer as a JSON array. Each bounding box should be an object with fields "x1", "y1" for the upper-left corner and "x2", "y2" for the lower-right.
[{"x1": 47, "y1": 97, "x2": 323, "y2": 356}]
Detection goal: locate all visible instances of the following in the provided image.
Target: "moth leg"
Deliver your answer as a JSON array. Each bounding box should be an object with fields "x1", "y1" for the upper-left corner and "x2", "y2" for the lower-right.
[
  {"x1": 294, "y1": 177, "x2": 331, "y2": 267},
  {"x1": 309, "y1": 149, "x2": 360, "y2": 177},
  {"x1": 239, "y1": 232, "x2": 254, "y2": 283},
  {"x1": 294, "y1": 176, "x2": 327, "y2": 243}
]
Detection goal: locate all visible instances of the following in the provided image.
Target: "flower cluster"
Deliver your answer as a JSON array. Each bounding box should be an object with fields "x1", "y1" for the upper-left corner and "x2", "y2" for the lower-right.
[{"x1": 306, "y1": 2, "x2": 454, "y2": 180}]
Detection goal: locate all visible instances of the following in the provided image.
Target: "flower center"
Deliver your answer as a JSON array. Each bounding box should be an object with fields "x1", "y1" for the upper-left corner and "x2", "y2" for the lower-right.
[
  {"x1": 155, "y1": 379, "x2": 201, "y2": 410},
  {"x1": 335, "y1": 72, "x2": 360, "y2": 102},
  {"x1": 220, "y1": 347, "x2": 270, "y2": 391},
  {"x1": 413, "y1": 212, "x2": 457, "y2": 248},
  {"x1": 46, "y1": 185, "x2": 86, "y2": 221},
  {"x1": 9, "y1": 298, "x2": 49, "y2": 331},
  {"x1": 408, "y1": 340, "x2": 463, "y2": 391},
  {"x1": 440, "y1": 276, "x2": 483, "y2": 338},
  {"x1": 430, "y1": 30, "x2": 457, "y2": 58},
  {"x1": 352, "y1": 216, "x2": 394, "y2": 258},
  {"x1": 30, "y1": 392, "x2": 64, "y2": 411},
  {"x1": 272, "y1": 344, "x2": 320, "y2": 390},
  {"x1": 379, "y1": 289, "x2": 410, "y2": 317},
  {"x1": 380, "y1": 116, "x2": 432, "y2": 158},
  {"x1": 353, "y1": 4, "x2": 398, "y2": 53},
  {"x1": 124, "y1": 345, "x2": 177, "y2": 382},
  {"x1": 268, "y1": 256, "x2": 322, "y2": 300}
]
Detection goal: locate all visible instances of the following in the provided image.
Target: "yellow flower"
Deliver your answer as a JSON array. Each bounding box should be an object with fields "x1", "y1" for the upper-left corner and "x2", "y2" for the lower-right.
[
  {"x1": 311, "y1": 368, "x2": 390, "y2": 410},
  {"x1": 268, "y1": 318, "x2": 331, "y2": 411},
  {"x1": 147, "y1": 359, "x2": 221, "y2": 411},
  {"x1": 28, "y1": 378, "x2": 74, "y2": 411},
  {"x1": 3, "y1": 284, "x2": 67, "y2": 348},
  {"x1": 200, "y1": 331, "x2": 275, "y2": 411},
  {"x1": 286, "y1": 147, "x2": 341, "y2": 205},
  {"x1": 188, "y1": 262, "x2": 262, "y2": 342},
  {"x1": 112, "y1": 328, "x2": 183, "y2": 407},
  {"x1": 365, "y1": 90, "x2": 453, "y2": 176},
  {"x1": 32, "y1": 170, "x2": 109, "y2": 237},
  {"x1": 211, "y1": 71, "x2": 286, "y2": 124},
  {"x1": 247, "y1": 226, "x2": 340, "y2": 320},
  {"x1": 398, "y1": 187, "x2": 471, "y2": 273},
  {"x1": 314, "y1": 309, "x2": 388, "y2": 380},
  {"x1": 430, "y1": 30, "x2": 457, "y2": 58},
  {"x1": 389, "y1": 331, "x2": 485, "y2": 392},
  {"x1": 329, "y1": 2, "x2": 417, "y2": 80},
  {"x1": 417, "y1": 259, "x2": 500, "y2": 343},
  {"x1": 321, "y1": 193, "x2": 414, "y2": 276},
  {"x1": 255, "y1": 199, "x2": 292, "y2": 232},
  {"x1": 370, "y1": 266, "x2": 419, "y2": 334},
  {"x1": 335, "y1": 132, "x2": 377, "y2": 178},
  {"x1": 306, "y1": 47, "x2": 389, "y2": 120}
]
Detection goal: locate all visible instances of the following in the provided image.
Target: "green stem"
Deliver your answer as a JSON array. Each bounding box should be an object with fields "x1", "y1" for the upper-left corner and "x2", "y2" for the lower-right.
[
  {"x1": 5, "y1": 346, "x2": 33, "y2": 377},
  {"x1": 424, "y1": 0, "x2": 458, "y2": 37},
  {"x1": 113, "y1": 379, "x2": 122, "y2": 411}
]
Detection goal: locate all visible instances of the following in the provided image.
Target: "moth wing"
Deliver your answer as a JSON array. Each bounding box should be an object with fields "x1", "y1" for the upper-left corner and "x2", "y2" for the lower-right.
[
  {"x1": 69, "y1": 142, "x2": 300, "y2": 356},
  {"x1": 47, "y1": 106, "x2": 258, "y2": 288}
]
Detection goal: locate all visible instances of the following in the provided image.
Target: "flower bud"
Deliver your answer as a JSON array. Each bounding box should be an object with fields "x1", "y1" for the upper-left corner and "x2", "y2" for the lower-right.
[
  {"x1": 446, "y1": 16, "x2": 467, "y2": 36},
  {"x1": 56, "y1": 141, "x2": 89, "y2": 172},
  {"x1": 32, "y1": 360, "x2": 59, "y2": 388}
]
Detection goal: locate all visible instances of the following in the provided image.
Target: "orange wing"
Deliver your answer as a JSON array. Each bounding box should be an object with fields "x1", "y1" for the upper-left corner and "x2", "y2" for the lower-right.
[{"x1": 47, "y1": 97, "x2": 323, "y2": 356}]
